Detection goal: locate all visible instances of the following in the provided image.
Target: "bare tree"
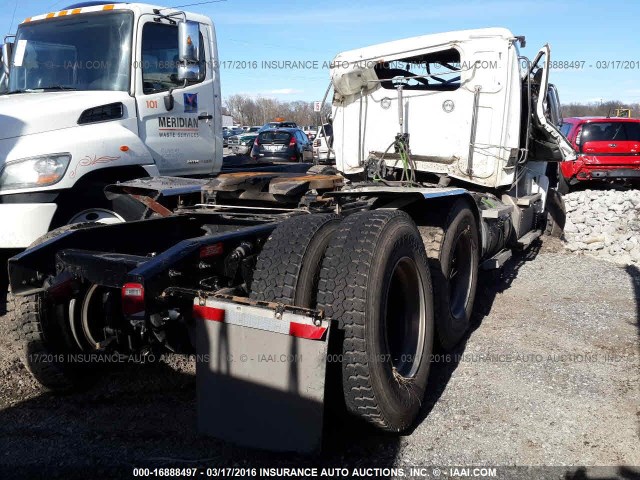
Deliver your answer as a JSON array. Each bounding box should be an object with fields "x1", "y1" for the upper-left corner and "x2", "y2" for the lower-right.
[
  {"x1": 223, "y1": 94, "x2": 335, "y2": 127},
  {"x1": 562, "y1": 101, "x2": 639, "y2": 118},
  {"x1": 227, "y1": 95, "x2": 639, "y2": 125}
]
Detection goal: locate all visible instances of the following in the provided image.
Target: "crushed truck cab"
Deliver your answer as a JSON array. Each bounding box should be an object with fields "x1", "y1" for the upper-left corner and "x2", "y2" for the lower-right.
[{"x1": 330, "y1": 28, "x2": 575, "y2": 186}]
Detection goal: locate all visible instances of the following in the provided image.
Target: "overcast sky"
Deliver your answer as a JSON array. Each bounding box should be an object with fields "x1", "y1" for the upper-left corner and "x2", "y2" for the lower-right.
[{"x1": 1, "y1": 0, "x2": 639, "y2": 104}]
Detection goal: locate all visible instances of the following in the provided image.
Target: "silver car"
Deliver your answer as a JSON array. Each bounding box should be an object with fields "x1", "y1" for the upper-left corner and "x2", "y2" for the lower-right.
[{"x1": 231, "y1": 134, "x2": 258, "y2": 156}]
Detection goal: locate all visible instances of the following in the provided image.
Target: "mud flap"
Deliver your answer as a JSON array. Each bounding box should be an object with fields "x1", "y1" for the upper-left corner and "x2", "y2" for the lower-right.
[{"x1": 195, "y1": 297, "x2": 330, "y2": 453}]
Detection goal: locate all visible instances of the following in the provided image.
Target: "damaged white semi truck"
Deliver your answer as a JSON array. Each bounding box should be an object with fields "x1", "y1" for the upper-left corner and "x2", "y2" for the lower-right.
[{"x1": 7, "y1": 10, "x2": 575, "y2": 452}]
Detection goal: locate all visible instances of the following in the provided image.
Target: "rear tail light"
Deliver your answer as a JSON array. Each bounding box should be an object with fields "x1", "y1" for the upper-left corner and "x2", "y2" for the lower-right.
[
  {"x1": 200, "y1": 242, "x2": 224, "y2": 259},
  {"x1": 314, "y1": 138, "x2": 321, "y2": 147},
  {"x1": 254, "y1": 137, "x2": 260, "y2": 146},
  {"x1": 122, "y1": 282, "x2": 145, "y2": 316},
  {"x1": 289, "y1": 136, "x2": 297, "y2": 147}
]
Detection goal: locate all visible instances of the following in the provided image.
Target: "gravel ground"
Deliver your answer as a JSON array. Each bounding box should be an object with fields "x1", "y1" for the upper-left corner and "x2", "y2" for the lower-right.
[
  {"x1": 563, "y1": 189, "x2": 640, "y2": 265},
  {"x1": 0, "y1": 239, "x2": 638, "y2": 479}
]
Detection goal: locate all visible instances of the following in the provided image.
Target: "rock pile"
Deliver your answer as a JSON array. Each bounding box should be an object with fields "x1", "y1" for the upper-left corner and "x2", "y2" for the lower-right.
[{"x1": 563, "y1": 189, "x2": 640, "y2": 265}]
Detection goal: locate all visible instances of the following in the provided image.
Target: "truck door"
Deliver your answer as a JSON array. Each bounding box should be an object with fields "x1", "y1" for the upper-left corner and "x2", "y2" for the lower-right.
[
  {"x1": 135, "y1": 17, "x2": 216, "y2": 176},
  {"x1": 529, "y1": 45, "x2": 577, "y2": 162}
]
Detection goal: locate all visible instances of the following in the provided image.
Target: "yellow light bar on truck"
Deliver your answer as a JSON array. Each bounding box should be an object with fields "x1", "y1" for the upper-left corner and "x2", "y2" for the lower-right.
[{"x1": 22, "y1": 4, "x2": 115, "y2": 23}]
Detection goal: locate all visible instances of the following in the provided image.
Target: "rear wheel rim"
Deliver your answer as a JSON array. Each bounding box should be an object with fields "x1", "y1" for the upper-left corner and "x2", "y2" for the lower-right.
[
  {"x1": 384, "y1": 256, "x2": 426, "y2": 378},
  {"x1": 449, "y1": 231, "x2": 474, "y2": 319},
  {"x1": 82, "y1": 284, "x2": 111, "y2": 349}
]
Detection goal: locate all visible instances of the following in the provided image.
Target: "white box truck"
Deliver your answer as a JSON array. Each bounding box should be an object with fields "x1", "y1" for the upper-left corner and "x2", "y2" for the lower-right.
[{"x1": 0, "y1": 1, "x2": 223, "y2": 249}]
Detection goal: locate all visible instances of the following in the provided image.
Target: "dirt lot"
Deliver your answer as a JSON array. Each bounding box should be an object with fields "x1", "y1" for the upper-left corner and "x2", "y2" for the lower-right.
[{"x1": 0, "y1": 238, "x2": 638, "y2": 479}]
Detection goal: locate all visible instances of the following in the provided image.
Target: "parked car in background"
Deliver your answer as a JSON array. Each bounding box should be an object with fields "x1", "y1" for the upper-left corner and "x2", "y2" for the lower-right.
[
  {"x1": 223, "y1": 127, "x2": 244, "y2": 147},
  {"x1": 243, "y1": 126, "x2": 261, "y2": 134},
  {"x1": 558, "y1": 117, "x2": 640, "y2": 192},
  {"x1": 303, "y1": 126, "x2": 317, "y2": 140},
  {"x1": 313, "y1": 123, "x2": 335, "y2": 164},
  {"x1": 229, "y1": 133, "x2": 258, "y2": 156},
  {"x1": 258, "y1": 121, "x2": 297, "y2": 132},
  {"x1": 251, "y1": 128, "x2": 312, "y2": 162}
]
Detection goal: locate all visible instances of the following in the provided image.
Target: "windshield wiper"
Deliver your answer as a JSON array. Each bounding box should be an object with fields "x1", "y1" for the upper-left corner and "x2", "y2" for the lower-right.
[
  {"x1": 39, "y1": 85, "x2": 77, "y2": 91},
  {"x1": 4, "y1": 86, "x2": 77, "y2": 94}
]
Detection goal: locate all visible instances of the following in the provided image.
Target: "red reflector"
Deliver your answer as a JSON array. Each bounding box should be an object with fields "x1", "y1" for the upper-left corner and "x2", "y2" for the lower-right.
[
  {"x1": 122, "y1": 282, "x2": 145, "y2": 316},
  {"x1": 289, "y1": 322, "x2": 327, "y2": 340},
  {"x1": 193, "y1": 304, "x2": 225, "y2": 322},
  {"x1": 200, "y1": 242, "x2": 224, "y2": 259}
]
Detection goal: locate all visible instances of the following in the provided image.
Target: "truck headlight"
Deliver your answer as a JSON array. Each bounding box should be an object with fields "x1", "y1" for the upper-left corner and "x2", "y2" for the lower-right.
[{"x1": 0, "y1": 154, "x2": 71, "y2": 190}]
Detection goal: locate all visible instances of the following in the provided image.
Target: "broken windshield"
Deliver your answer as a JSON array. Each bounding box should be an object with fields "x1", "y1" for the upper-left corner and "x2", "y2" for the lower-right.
[
  {"x1": 7, "y1": 12, "x2": 133, "y2": 93},
  {"x1": 374, "y1": 48, "x2": 461, "y2": 91}
]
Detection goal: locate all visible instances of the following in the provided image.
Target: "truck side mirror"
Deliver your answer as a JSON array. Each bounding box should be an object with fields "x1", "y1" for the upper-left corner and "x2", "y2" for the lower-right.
[
  {"x1": 2, "y1": 42, "x2": 13, "y2": 76},
  {"x1": 177, "y1": 20, "x2": 201, "y2": 82}
]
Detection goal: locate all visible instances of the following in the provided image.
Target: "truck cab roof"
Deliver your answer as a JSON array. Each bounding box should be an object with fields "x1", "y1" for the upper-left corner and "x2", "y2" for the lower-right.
[
  {"x1": 332, "y1": 27, "x2": 516, "y2": 65},
  {"x1": 23, "y1": 2, "x2": 213, "y2": 26}
]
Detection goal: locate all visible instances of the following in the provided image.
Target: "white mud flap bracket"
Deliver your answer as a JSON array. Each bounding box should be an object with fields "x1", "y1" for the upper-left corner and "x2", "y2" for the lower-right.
[{"x1": 195, "y1": 296, "x2": 330, "y2": 453}]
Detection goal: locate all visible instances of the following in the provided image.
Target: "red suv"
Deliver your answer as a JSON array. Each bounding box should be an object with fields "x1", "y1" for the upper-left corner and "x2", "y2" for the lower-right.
[{"x1": 558, "y1": 117, "x2": 640, "y2": 192}]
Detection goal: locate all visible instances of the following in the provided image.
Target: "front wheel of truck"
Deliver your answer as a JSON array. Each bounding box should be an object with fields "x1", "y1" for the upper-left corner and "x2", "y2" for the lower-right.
[
  {"x1": 317, "y1": 210, "x2": 435, "y2": 432},
  {"x1": 59, "y1": 193, "x2": 145, "y2": 226},
  {"x1": 51, "y1": 175, "x2": 148, "y2": 228}
]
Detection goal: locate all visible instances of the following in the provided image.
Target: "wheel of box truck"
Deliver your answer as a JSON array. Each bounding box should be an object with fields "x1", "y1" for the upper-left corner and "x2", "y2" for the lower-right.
[
  {"x1": 544, "y1": 188, "x2": 566, "y2": 238},
  {"x1": 67, "y1": 208, "x2": 125, "y2": 224},
  {"x1": 317, "y1": 210, "x2": 434, "y2": 432},
  {"x1": 250, "y1": 213, "x2": 341, "y2": 306},
  {"x1": 62, "y1": 195, "x2": 144, "y2": 226},
  {"x1": 51, "y1": 180, "x2": 147, "y2": 228},
  {"x1": 420, "y1": 200, "x2": 479, "y2": 351},
  {"x1": 7, "y1": 223, "x2": 102, "y2": 392}
]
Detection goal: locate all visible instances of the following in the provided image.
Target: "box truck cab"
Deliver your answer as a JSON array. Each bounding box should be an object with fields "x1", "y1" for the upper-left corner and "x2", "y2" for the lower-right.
[{"x1": 0, "y1": 2, "x2": 222, "y2": 248}]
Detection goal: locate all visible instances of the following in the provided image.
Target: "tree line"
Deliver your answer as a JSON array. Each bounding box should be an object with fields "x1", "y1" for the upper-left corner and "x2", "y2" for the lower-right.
[
  {"x1": 561, "y1": 100, "x2": 639, "y2": 118},
  {"x1": 223, "y1": 95, "x2": 639, "y2": 126},
  {"x1": 223, "y1": 94, "x2": 332, "y2": 127}
]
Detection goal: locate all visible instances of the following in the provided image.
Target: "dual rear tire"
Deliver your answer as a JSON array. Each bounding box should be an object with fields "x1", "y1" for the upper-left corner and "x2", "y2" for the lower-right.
[
  {"x1": 420, "y1": 201, "x2": 480, "y2": 351},
  {"x1": 316, "y1": 211, "x2": 435, "y2": 432},
  {"x1": 8, "y1": 223, "x2": 110, "y2": 391},
  {"x1": 251, "y1": 206, "x2": 478, "y2": 432}
]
